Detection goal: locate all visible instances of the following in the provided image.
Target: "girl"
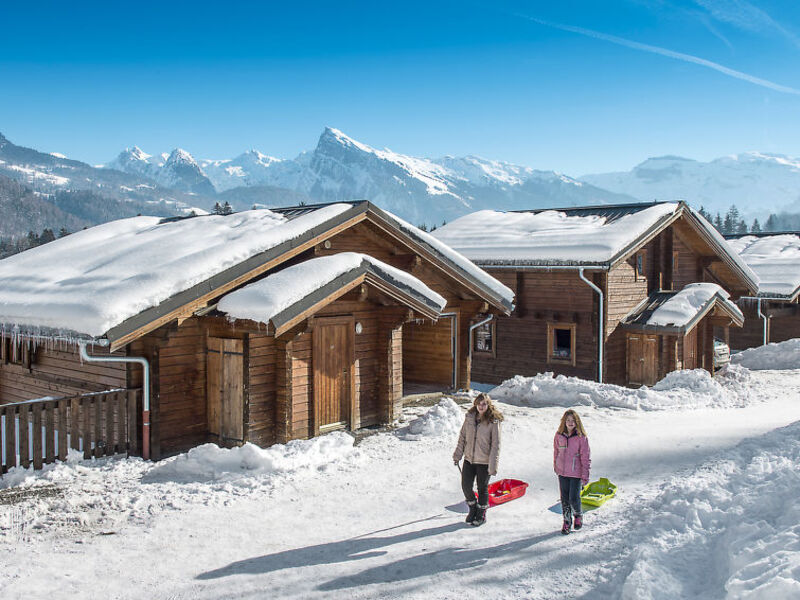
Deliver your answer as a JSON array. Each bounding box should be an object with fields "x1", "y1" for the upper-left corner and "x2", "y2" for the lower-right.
[
  {"x1": 553, "y1": 409, "x2": 591, "y2": 535},
  {"x1": 453, "y1": 393, "x2": 503, "y2": 527}
]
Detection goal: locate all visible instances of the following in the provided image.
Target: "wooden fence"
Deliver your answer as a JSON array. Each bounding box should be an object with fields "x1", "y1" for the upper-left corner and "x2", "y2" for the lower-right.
[{"x1": 0, "y1": 389, "x2": 140, "y2": 474}]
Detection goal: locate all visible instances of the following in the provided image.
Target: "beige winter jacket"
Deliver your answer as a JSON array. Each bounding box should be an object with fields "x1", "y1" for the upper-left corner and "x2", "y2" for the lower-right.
[{"x1": 452, "y1": 413, "x2": 501, "y2": 475}]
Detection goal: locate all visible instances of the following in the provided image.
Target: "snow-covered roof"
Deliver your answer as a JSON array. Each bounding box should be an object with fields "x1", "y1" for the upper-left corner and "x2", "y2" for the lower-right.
[
  {"x1": 0, "y1": 201, "x2": 511, "y2": 342},
  {"x1": 623, "y1": 283, "x2": 744, "y2": 332},
  {"x1": 432, "y1": 203, "x2": 681, "y2": 265},
  {"x1": 0, "y1": 205, "x2": 351, "y2": 338},
  {"x1": 431, "y1": 203, "x2": 757, "y2": 288},
  {"x1": 726, "y1": 233, "x2": 800, "y2": 299},
  {"x1": 217, "y1": 253, "x2": 446, "y2": 332}
]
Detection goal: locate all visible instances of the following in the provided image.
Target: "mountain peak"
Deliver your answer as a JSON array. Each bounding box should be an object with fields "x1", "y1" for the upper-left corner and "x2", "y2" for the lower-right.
[
  {"x1": 166, "y1": 148, "x2": 198, "y2": 166},
  {"x1": 122, "y1": 146, "x2": 150, "y2": 161},
  {"x1": 318, "y1": 127, "x2": 372, "y2": 154}
]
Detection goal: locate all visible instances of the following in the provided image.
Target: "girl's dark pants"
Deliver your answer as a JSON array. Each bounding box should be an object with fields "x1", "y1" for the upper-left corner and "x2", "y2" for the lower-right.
[
  {"x1": 461, "y1": 459, "x2": 489, "y2": 505},
  {"x1": 558, "y1": 475, "x2": 582, "y2": 519}
]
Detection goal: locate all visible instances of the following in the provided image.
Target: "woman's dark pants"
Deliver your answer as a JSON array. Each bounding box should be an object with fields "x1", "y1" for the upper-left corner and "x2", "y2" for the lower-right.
[
  {"x1": 558, "y1": 475, "x2": 583, "y2": 520},
  {"x1": 462, "y1": 459, "x2": 490, "y2": 505}
]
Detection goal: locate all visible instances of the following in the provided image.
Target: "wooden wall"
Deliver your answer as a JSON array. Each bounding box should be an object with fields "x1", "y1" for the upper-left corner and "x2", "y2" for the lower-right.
[
  {"x1": 0, "y1": 338, "x2": 126, "y2": 405},
  {"x1": 403, "y1": 317, "x2": 453, "y2": 386},
  {"x1": 605, "y1": 258, "x2": 649, "y2": 385},
  {"x1": 470, "y1": 270, "x2": 597, "y2": 385}
]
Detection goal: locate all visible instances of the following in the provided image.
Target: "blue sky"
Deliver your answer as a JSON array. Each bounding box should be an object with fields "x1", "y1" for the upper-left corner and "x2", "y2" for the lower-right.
[{"x1": 1, "y1": 0, "x2": 799, "y2": 174}]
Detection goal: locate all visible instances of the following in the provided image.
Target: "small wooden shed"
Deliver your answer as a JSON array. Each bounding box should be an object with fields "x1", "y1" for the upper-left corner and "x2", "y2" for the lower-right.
[{"x1": 0, "y1": 201, "x2": 513, "y2": 461}]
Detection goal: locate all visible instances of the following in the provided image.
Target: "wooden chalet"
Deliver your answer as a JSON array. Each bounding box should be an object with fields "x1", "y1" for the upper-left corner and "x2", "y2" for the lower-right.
[
  {"x1": 433, "y1": 201, "x2": 758, "y2": 387},
  {"x1": 0, "y1": 201, "x2": 513, "y2": 464},
  {"x1": 725, "y1": 232, "x2": 800, "y2": 349}
]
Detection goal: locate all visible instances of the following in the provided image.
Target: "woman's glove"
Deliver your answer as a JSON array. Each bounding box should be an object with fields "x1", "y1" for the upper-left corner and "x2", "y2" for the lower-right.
[{"x1": 489, "y1": 469, "x2": 497, "y2": 477}]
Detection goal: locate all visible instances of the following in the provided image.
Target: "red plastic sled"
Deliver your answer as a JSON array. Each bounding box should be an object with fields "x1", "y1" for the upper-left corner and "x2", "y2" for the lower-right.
[{"x1": 475, "y1": 478, "x2": 529, "y2": 507}]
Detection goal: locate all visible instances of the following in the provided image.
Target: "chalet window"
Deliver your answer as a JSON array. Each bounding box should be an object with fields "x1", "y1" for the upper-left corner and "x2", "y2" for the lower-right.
[
  {"x1": 473, "y1": 319, "x2": 495, "y2": 355},
  {"x1": 547, "y1": 322, "x2": 576, "y2": 366},
  {"x1": 635, "y1": 250, "x2": 647, "y2": 281}
]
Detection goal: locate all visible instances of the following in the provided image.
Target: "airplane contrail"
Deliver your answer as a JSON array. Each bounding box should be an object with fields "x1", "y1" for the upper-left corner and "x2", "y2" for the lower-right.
[{"x1": 518, "y1": 13, "x2": 800, "y2": 96}]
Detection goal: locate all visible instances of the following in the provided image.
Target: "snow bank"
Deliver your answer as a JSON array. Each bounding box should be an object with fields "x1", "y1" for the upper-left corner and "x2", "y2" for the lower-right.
[
  {"x1": 0, "y1": 432, "x2": 358, "y2": 535},
  {"x1": 401, "y1": 398, "x2": 463, "y2": 440},
  {"x1": 490, "y1": 366, "x2": 756, "y2": 411},
  {"x1": 731, "y1": 338, "x2": 800, "y2": 370},
  {"x1": 618, "y1": 420, "x2": 800, "y2": 599},
  {"x1": 144, "y1": 432, "x2": 355, "y2": 484}
]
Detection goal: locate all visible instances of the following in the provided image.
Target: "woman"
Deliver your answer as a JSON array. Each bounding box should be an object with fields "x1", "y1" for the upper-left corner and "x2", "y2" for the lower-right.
[
  {"x1": 453, "y1": 393, "x2": 503, "y2": 527},
  {"x1": 553, "y1": 409, "x2": 591, "y2": 535}
]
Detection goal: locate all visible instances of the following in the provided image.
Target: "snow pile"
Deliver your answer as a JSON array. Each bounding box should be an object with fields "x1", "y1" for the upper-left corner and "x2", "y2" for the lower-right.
[
  {"x1": 645, "y1": 283, "x2": 742, "y2": 327},
  {"x1": 0, "y1": 431, "x2": 358, "y2": 535},
  {"x1": 402, "y1": 398, "x2": 463, "y2": 440},
  {"x1": 218, "y1": 253, "x2": 446, "y2": 325},
  {"x1": 490, "y1": 367, "x2": 755, "y2": 411},
  {"x1": 731, "y1": 338, "x2": 800, "y2": 370},
  {"x1": 617, "y1": 420, "x2": 800, "y2": 599},
  {"x1": 144, "y1": 432, "x2": 355, "y2": 484}
]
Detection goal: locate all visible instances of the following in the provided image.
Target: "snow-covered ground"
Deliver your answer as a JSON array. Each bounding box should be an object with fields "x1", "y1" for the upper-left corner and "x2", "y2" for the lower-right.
[{"x1": 1, "y1": 358, "x2": 800, "y2": 599}]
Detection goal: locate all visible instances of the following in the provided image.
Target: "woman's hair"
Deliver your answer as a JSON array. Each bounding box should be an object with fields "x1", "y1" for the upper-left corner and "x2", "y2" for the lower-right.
[
  {"x1": 557, "y1": 409, "x2": 587, "y2": 436},
  {"x1": 467, "y1": 392, "x2": 504, "y2": 423}
]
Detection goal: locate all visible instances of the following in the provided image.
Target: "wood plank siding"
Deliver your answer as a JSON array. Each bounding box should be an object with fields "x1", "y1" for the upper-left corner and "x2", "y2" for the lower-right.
[{"x1": 0, "y1": 339, "x2": 127, "y2": 405}]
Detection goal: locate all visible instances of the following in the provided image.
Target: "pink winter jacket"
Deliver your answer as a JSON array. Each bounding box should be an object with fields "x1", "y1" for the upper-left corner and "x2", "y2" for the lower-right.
[{"x1": 553, "y1": 432, "x2": 591, "y2": 482}]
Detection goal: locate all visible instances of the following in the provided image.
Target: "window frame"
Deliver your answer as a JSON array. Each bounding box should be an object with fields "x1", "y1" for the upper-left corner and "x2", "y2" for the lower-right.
[
  {"x1": 635, "y1": 250, "x2": 647, "y2": 281},
  {"x1": 547, "y1": 322, "x2": 577, "y2": 366},
  {"x1": 472, "y1": 318, "x2": 496, "y2": 357}
]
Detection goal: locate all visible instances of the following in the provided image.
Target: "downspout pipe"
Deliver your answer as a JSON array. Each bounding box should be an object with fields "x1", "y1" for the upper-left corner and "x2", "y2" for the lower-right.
[
  {"x1": 468, "y1": 314, "x2": 494, "y2": 389},
  {"x1": 737, "y1": 295, "x2": 788, "y2": 346},
  {"x1": 78, "y1": 341, "x2": 151, "y2": 461},
  {"x1": 578, "y1": 268, "x2": 604, "y2": 383}
]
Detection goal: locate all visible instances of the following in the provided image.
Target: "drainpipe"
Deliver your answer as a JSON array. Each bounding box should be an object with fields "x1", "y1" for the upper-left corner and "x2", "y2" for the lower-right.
[
  {"x1": 578, "y1": 268, "x2": 604, "y2": 383},
  {"x1": 438, "y1": 312, "x2": 458, "y2": 390},
  {"x1": 468, "y1": 315, "x2": 494, "y2": 389},
  {"x1": 738, "y1": 296, "x2": 788, "y2": 346},
  {"x1": 78, "y1": 341, "x2": 151, "y2": 460}
]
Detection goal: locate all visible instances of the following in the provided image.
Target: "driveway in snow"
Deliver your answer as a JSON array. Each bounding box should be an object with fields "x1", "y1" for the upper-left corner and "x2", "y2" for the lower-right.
[{"x1": 1, "y1": 368, "x2": 799, "y2": 599}]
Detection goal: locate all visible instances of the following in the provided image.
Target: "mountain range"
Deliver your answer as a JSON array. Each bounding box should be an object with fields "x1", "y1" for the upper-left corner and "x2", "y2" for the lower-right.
[{"x1": 3, "y1": 127, "x2": 800, "y2": 241}]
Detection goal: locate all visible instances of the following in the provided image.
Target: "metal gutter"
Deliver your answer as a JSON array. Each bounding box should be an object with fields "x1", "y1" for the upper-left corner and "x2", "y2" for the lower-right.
[
  {"x1": 578, "y1": 268, "x2": 604, "y2": 383},
  {"x1": 737, "y1": 295, "x2": 793, "y2": 346},
  {"x1": 78, "y1": 341, "x2": 151, "y2": 461}
]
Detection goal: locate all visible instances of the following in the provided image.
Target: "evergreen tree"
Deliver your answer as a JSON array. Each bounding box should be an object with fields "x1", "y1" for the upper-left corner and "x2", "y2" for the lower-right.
[
  {"x1": 418, "y1": 223, "x2": 428, "y2": 232},
  {"x1": 751, "y1": 219, "x2": 762, "y2": 233},
  {"x1": 27, "y1": 230, "x2": 39, "y2": 248},
  {"x1": 736, "y1": 219, "x2": 747, "y2": 234},
  {"x1": 58, "y1": 227, "x2": 70, "y2": 238},
  {"x1": 765, "y1": 214, "x2": 778, "y2": 231},
  {"x1": 698, "y1": 206, "x2": 713, "y2": 222},
  {"x1": 221, "y1": 201, "x2": 233, "y2": 215},
  {"x1": 39, "y1": 228, "x2": 56, "y2": 244},
  {"x1": 713, "y1": 213, "x2": 724, "y2": 232},
  {"x1": 212, "y1": 202, "x2": 223, "y2": 215}
]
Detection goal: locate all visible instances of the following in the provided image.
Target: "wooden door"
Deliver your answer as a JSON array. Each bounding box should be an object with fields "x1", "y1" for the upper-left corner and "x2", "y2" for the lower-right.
[
  {"x1": 313, "y1": 317, "x2": 354, "y2": 434},
  {"x1": 627, "y1": 334, "x2": 658, "y2": 386},
  {"x1": 683, "y1": 328, "x2": 698, "y2": 370},
  {"x1": 207, "y1": 337, "x2": 244, "y2": 444}
]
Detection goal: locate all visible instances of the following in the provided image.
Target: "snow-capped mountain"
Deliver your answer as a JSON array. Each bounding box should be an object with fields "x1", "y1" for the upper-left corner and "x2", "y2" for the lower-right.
[
  {"x1": 108, "y1": 146, "x2": 215, "y2": 195},
  {"x1": 109, "y1": 128, "x2": 633, "y2": 225},
  {"x1": 581, "y1": 153, "x2": 800, "y2": 221}
]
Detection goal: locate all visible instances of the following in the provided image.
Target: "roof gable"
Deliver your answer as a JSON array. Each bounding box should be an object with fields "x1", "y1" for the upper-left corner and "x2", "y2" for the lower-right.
[{"x1": 217, "y1": 253, "x2": 447, "y2": 336}]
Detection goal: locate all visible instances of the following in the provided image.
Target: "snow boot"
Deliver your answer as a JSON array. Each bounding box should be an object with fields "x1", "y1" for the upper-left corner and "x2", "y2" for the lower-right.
[
  {"x1": 561, "y1": 506, "x2": 572, "y2": 535},
  {"x1": 471, "y1": 504, "x2": 488, "y2": 527},
  {"x1": 573, "y1": 514, "x2": 583, "y2": 530},
  {"x1": 465, "y1": 500, "x2": 478, "y2": 524}
]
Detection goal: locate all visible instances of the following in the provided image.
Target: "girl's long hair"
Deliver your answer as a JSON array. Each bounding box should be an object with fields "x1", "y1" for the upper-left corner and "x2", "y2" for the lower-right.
[
  {"x1": 557, "y1": 409, "x2": 587, "y2": 436},
  {"x1": 467, "y1": 392, "x2": 504, "y2": 423}
]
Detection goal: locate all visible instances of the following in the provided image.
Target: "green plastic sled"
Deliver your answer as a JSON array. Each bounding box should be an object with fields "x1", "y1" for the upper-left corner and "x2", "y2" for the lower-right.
[{"x1": 580, "y1": 477, "x2": 617, "y2": 507}]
